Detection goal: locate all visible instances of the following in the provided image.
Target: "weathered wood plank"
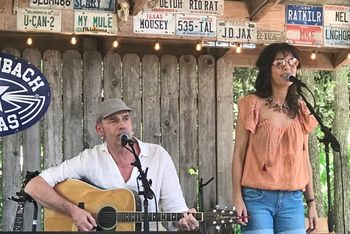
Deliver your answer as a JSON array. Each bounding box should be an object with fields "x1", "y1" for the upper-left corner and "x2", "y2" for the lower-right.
[
  {"x1": 63, "y1": 50, "x2": 83, "y2": 159},
  {"x1": 1, "y1": 47, "x2": 22, "y2": 231},
  {"x1": 179, "y1": 55, "x2": 198, "y2": 209},
  {"x1": 103, "y1": 52, "x2": 122, "y2": 99},
  {"x1": 122, "y1": 54, "x2": 141, "y2": 139},
  {"x1": 142, "y1": 55, "x2": 160, "y2": 144},
  {"x1": 22, "y1": 48, "x2": 42, "y2": 231},
  {"x1": 1, "y1": 134, "x2": 21, "y2": 231},
  {"x1": 160, "y1": 55, "x2": 180, "y2": 171},
  {"x1": 216, "y1": 55, "x2": 234, "y2": 206},
  {"x1": 198, "y1": 55, "x2": 216, "y2": 211},
  {"x1": 332, "y1": 66, "x2": 350, "y2": 234},
  {"x1": 299, "y1": 69, "x2": 325, "y2": 217},
  {"x1": 43, "y1": 50, "x2": 63, "y2": 168},
  {"x1": 83, "y1": 51, "x2": 102, "y2": 149}
]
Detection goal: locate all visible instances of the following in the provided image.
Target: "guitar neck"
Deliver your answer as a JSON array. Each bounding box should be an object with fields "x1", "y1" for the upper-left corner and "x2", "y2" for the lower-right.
[
  {"x1": 13, "y1": 202, "x2": 26, "y2": 232},
  {"x1": 117, "y1": 212, "x2": 203, "y2": 223}
]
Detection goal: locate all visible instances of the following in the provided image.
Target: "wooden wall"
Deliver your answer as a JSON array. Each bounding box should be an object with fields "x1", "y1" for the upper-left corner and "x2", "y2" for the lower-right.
[{"x1": 0, "y1": 47, "x2": 235, "y2": 231}]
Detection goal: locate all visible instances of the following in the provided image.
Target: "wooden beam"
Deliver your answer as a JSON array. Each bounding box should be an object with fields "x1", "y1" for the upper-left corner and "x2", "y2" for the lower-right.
[
  {"x1": 129, "y1": 0, "x2": 148, "y2": 16},
  {"x1": 299, "y1": 50, "x2": 334, "y2": 70},
  {"x1": 332, "y1": 50, "x2": 350, "y2": 70},
  {"x1": 223, "y1": 47, "x2": 262, "y2": 67},
  {"x1": 223, "y1": 47, "x2": 336, "y2": 70},
  {"x1": 249, "y1": 0, "x2": 281, "y2": 22}
]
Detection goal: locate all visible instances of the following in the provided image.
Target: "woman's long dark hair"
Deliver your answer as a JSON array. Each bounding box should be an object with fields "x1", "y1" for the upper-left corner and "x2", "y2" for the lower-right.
[{"x1": 253, "y1": 43, "x2": 300, "y2": 118}]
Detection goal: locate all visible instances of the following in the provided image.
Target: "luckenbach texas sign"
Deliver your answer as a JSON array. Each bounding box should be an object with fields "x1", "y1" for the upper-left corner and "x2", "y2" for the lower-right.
[{"x1": 0, "y1": 53, "x2": 51, "y2": 137}]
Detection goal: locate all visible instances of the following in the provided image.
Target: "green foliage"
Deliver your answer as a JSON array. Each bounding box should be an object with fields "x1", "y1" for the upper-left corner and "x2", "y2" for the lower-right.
[
  {"x1": 313, "y1": 71, "x2": 336, "y2": 127},
  {"x1": 188, "y1": 167, "x2": 200, "y2": 211},
  {"x1": 232, "y1": 67, "x2": 257, "y2": 128}
]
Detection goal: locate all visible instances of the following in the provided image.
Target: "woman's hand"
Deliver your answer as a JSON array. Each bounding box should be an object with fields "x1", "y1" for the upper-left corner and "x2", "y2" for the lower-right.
[
  {"x1": 233, "y1": 195, "x2": 248, "y2": 226},
  {"x1": 306, "y1": 201, "x2": 318, "y2": 233}
]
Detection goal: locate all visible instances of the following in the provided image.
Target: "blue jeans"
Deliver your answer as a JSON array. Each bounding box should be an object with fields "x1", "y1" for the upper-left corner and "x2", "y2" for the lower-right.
[{"x1": 241, "y1": 187, "x2": 305, "y2": 234}]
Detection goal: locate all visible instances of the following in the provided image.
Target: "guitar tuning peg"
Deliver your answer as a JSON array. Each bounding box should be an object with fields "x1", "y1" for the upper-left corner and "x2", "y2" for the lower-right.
[
  {"x1": 221, "y1": 209, "x2": 225, "y2": 214},
  {"x1": 232, "y1": 206, "x2": 236, "y2": 211},
  {"x1": 215, "y1": 225, "x2": 221, "y2": 230},
  {"x1": 224, "y1": 206, "x2": 228, "y2": 210},
  {"x1": 212, "y1": 221, "x2": 217, "y2": 225},
  {"x1": 215, "y1": 204, "x2": 219, "y2": 209},
  {"x1": 221, "y1": 220, "x2": 225, "y2": 224},
  {"x1": 229, "y1": 219, "x2": 234, "y2": 223}
]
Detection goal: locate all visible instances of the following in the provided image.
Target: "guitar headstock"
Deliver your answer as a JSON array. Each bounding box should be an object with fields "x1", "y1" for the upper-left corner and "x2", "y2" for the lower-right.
[{"x1": 203, "y1": 205, "x2": 237, "y2": 230}]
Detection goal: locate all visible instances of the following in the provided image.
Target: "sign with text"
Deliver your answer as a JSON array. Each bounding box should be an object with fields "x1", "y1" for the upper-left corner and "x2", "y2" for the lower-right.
[
  {"x1": 187, "y1": 0, "x2": 223, "y2": 15},
  {"x1": 217, "y1": 21, "x2": 256, "y2": 43},
  {"x1": 143, "y1": 0, "x2": 187, "y2": 13},
  {"x1": 257, "y1": 29, "x2": 285, "y2": 44},
  {"x1": 324, "y1": 26, "x2": 350, "y2": 47},
  {"x1": 17, "y1": 8, "x2": 61, "y2": 32},
  {"x1": 324, "y1": 5, "x2": 350, "y2": 27},
  {"x1": 133, "y1": 12, "x2": 175, "y2": 34},
  {"x1": 286, "y1": 5, "x2": 323, "y2": 26},
  {"x1": 74, "y1": 0, "x2": 115, "y2": 11},
  {"x1": 0, "y1": 52, "x2": 51, "y2": 137},
  {"x1": 285, "y1": 24, "x2": 322, "y2": 46},
  {"x1": 176, "y1": 14, "x2": 216, "y2": 36},
  {"x1": 143, "y1": 0, "x2": 223, "y2": 15},
  {"x1": 29, "y1": 0, "x2": 73, "y2": 9},
  {"x1": 74, "y1": 11, "x2": 117, "y2": 35}
]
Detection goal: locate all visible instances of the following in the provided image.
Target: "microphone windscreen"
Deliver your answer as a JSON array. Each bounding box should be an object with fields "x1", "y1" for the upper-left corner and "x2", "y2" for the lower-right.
[{"x1": 120, "y1": 133, "x2": 129, "y2": 146}]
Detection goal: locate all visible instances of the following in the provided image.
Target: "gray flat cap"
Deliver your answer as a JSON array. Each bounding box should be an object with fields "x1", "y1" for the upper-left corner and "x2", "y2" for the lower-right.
[{"x1": 96, "y1": 98, "x2": 132, "y2": 122}]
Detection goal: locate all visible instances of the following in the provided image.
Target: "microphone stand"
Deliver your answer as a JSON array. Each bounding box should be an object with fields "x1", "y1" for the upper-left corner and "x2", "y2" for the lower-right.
[
  {"x1": 123, "y1": 140, "x2": 154, "y2": 234},
  {"x1": 32, "y1": 200, "x2": 38, "y2": 231},
  {"x1": 296, "y1": 85, "x2": 340, "y2": 233}
]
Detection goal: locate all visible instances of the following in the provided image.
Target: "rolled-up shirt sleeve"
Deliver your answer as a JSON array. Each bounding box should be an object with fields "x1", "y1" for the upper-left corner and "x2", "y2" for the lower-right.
[
  {"x1": 40, "y1": 153, "x2": 86, "y2": 187},
  {"x1": 159, "y1": 150, "x2": 188, "y2": 213}
]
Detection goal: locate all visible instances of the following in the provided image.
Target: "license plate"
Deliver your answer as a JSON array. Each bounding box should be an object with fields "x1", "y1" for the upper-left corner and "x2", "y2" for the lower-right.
[
  {"x1": 324, "y1": 5, "x2": 350, "y2": 27},
  {"x1": 285, "y1": 24, "x2": 322, "y2": 45},
  {"x1": 74, "y1": 11, "x2": 117, "y2": 35},
  {"x1": 176, "y1": 14, "x2": 216, "y2": 37},
  {"x1": 324, "y1": 26, "x2": 350, "y2": 47},
  {"x1": 217, "y1": 21, "x2": 256, "y2": 42},
  {"x1": 74, "y1": 0, "x2": 115, "y2": 11},
  {"x1": 188, "y1": 0, "x2": 224, "y2": 15},
  {"x1": 133, "y1": 12, "x2": 176, "y2": 34},
  {"x1": 17, "y1": 8, "x2": 61, "y2": 32},
  {"x1": 257, "y1": 30, "x2": 285, "y2": 44},
  {"x1": 29, "y1": 0, "x2": 73, "y2": 9}
]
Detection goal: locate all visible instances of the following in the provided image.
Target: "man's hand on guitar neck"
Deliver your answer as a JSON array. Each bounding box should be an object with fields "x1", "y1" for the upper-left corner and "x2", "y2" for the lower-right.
[
  {"x1": 178, "y1": 208, "x2": 199, "y2": 231},
  {"x1": 70, "y1": 206, "x2": 97, "y2": 231}
]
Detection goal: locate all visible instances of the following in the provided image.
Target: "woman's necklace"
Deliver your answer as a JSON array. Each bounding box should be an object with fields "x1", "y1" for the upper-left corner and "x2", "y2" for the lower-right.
[{"x1": 265, "y1": 97, "x2": 289, "y2": 114}]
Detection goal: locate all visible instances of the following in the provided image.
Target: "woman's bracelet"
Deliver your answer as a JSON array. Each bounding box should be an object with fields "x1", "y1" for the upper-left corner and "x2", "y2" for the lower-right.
[{"x1": 306, "y1": 198, "x2": 315, "y2": 204}]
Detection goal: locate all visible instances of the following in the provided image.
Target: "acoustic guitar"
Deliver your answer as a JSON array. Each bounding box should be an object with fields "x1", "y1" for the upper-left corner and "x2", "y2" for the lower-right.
[{"x1": 44, "y1": 179, "x2": 237, "y2": 231}]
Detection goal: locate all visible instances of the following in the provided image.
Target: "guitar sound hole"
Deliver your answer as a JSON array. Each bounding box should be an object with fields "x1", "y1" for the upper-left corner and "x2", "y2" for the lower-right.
[{"x1": 97, "y1": 206, "x2": 117, "y2": 230}]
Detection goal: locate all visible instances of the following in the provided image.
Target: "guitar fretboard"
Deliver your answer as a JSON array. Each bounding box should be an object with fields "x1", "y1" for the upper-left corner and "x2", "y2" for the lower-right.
[{"x1": 116, "y1": 212, "x2": 203, "y2": 223}]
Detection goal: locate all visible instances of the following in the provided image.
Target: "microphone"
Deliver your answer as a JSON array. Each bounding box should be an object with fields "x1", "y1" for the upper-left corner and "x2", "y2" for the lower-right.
[
  {"x1": 120, "y1": 132, "x2": 130, "y2": 146},
  {"x1": 284, "y1": 74, "x2": 307, "y2": 87}
]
